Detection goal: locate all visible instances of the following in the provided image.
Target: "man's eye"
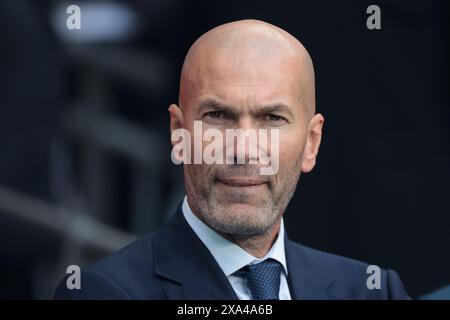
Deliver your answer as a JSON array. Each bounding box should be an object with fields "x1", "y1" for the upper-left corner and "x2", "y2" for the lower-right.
[
  {"x1": 204, "y1": 111, "x2": 224, "y2": 119},
  {"x1": 266, "y1": 114, "x2": 285, "y2": 122}
]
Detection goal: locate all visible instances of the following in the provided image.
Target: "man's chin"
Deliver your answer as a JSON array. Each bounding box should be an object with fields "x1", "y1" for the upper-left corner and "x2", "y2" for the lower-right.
[{"x1": 213, "y1": 198, "x2": 267, "y2": 214}]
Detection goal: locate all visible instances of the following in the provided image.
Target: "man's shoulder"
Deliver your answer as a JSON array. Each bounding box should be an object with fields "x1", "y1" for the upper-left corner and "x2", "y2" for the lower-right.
[
  {"x1": 87, "y1": 232, "x2": 155, "y2": 276},
  {"x1": 287, "y1": 240, "x2": 410, "y2": 299},
  {"x1": 54, "y1": 232, "x2": 165, "y2": 299},
  {"x1": 289, "y1": 240, "x2": 372, "y2": 272},
  {"x1": 54, "y1": 209, "x2": 201, "y2": 299}
]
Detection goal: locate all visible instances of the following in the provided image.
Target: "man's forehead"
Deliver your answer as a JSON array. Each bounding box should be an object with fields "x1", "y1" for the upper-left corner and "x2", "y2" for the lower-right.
[
  {"x1": 186, "y1": 52, "x2": 301, "y2": 103},
  {"x1": 203, "y1": 54, "x2": 293, "y2": 84},
  {"x1": 181, "y1": 64, "x2": 307, "y2": 117},
  {"x1": 184, "y1": 31, "x2": 300, "y2": 82}
]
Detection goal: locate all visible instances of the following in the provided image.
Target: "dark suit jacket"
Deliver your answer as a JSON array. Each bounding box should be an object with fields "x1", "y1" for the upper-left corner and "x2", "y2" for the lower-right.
[{"x1": 54, "y1": 204, "x2": 410, "y2": 299}]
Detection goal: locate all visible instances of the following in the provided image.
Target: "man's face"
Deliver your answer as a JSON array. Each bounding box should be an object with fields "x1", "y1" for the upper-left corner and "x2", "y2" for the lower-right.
[{"x1": 172, "y1": 41, "x2": 323, "y2": 236}]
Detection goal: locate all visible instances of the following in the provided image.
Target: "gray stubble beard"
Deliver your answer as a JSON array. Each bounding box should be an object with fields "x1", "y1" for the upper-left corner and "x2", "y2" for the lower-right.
[{"x1": 184, "y1": 162, "x2": 301, "y2": 237}]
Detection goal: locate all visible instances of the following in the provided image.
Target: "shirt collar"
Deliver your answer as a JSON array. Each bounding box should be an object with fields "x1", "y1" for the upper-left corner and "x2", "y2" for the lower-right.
[{"x1": 182, "y1": 196, "x2": 288, "y2": 277}]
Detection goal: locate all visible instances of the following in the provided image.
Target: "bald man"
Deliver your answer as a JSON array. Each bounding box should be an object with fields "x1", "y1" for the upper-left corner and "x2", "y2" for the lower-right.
[{"x1": 54, "y1": 20, "x2": 410, "y2": 300}]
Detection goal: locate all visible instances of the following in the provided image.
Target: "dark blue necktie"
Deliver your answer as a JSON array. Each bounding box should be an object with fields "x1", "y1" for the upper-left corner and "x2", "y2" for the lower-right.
[{"x1": 236, "y1": 258, "x2": 282, "y2": 300}]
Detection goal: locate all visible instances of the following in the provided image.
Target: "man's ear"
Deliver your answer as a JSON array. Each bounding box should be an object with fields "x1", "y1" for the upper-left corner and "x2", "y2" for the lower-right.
[
  {"x1": 301, "y1": 113, "x2": 324, "y2": 173},
  {"x1": 168, "y1": 104, "x2": 184, "y2": 148}
]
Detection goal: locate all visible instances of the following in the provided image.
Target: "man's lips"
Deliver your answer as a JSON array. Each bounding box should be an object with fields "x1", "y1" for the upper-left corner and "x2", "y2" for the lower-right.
[{"x1": 216, "y1": 177, "x2": 267, "y2": 187}]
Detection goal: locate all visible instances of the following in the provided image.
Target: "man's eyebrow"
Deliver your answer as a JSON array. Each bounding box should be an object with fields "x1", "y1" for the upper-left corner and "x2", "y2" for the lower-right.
[
  {"x1": 198, "y1": 99, "x2": 294, "y2": 118},
  {"x1": 254, "y1": 104, "x2": 294, "y2": 118},
  {"x1": 197, "y1": 99, "x2": 238, "y2": 114}
]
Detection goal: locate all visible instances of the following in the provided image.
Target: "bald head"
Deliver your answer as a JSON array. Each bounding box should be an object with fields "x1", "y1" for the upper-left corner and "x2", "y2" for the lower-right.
[{"x1": 179, "y1": 19, "x2": 315, "y2": 118}]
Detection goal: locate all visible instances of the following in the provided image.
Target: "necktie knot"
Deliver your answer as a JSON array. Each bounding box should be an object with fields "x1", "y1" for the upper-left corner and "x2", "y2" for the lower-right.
[{"x1": 235, "y1": 258, "x2": 282, "y2": 300}]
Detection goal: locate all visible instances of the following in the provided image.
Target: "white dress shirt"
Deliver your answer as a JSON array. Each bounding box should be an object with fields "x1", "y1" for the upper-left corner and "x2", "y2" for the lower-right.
[{"x1": 182, "y1": 196, "x2": 292, "y2": 300}]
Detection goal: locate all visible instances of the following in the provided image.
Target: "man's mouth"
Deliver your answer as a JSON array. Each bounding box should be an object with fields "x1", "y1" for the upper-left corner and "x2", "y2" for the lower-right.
[{"x1": 216, "y1": 177, "x2": 267, "y2": 188}]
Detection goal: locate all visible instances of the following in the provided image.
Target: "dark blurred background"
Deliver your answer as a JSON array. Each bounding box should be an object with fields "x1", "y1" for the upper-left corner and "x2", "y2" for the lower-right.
[{"x1": 0, "y1": 0, "x2": 448, "y2": 299}]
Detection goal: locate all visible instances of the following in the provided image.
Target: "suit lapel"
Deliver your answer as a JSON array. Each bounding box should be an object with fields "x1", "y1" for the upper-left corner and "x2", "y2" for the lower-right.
[
  {"x1": 285, "y1": 237, "x2": 336, "y2": 299},
  {"x1": 152, "y1": 204, "x2": 238, "y2": 299}
]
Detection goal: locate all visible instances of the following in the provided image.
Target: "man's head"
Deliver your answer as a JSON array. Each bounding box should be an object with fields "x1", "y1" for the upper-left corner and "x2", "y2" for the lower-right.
[{"x1": 169, "y1": 19, "x2": 324, "y2": 236}]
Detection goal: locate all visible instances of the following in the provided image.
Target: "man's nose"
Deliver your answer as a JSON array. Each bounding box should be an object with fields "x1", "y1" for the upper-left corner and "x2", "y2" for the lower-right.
[{"x1": 226, "y1": 117, "x2": 260, "y2": 165}]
